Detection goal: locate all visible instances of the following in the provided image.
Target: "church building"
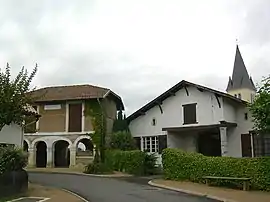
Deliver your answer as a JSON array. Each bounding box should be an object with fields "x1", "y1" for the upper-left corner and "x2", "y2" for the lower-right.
[{"x1": 127, "y1": 45, "x2": 266, "y2": 163}]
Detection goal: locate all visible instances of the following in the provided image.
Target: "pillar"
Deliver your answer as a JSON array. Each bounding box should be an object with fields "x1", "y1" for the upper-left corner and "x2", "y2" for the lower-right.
[
  {"x1": 46, "y1": 147, "x2": 53, "y2": 167},
  {"x1": 28, "y1": 148, "x2": 35, "y2": 167},
  {"x1": 70, "y1": 147, "x2": 76, "y2": 167},
  {"x1": 220, "y1": 127, "x2": 228, "y2": 156}
]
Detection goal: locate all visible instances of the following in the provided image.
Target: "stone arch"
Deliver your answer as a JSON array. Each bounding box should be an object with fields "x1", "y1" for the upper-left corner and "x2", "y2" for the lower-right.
[
  {"x1": 53, "y1": 139, "x2": 71, "y2": 167},
  {"x1": 31, "y1": 137, "x2": 49, "y2": 149},
  {"x1": 36, "y1": 141, "x2": 47, "y2": 168},
  {"x1": 73, "y1": 135, "x2": 92, "y2": 148},
  {"x1": 52, "y1": 137, "x2": 73, "y2": 149},
  {"x1": 23, "y1": 139, "x2": 30, "y2": 152},
  {"x1": 73, "y1": 135, "x2": 94, "y2": 156}
]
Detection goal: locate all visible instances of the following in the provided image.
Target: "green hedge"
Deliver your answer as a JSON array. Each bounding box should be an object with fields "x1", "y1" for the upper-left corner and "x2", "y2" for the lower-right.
[
  {"x1": 0, "y1": 146, "x2": 28, "y2": 174},
  {"x1": 105, "y1": 150, "x2": 157, "y2": 176},
  {"x1": 162, "y1": 148, "x2": 270, "y2": 190}
]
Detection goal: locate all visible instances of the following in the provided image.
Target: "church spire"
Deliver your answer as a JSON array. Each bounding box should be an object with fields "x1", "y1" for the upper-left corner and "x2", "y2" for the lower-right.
[{"x1": 226, "y1": 45, "x2": 256, "y2": 92}]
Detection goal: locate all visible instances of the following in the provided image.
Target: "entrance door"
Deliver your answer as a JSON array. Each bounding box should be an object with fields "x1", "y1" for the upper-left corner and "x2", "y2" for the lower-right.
[
  {"x1": 68, "y1": 103, "x2": 82, "y2": 132},
  {"x1": 241, "y1": 134, "x2": 252, "y2": 157}
]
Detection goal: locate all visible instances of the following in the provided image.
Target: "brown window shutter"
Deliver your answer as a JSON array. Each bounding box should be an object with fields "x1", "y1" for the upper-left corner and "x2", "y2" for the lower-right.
[{"x1": 158, "y1": 135, "x2": 167, "y2": 154}]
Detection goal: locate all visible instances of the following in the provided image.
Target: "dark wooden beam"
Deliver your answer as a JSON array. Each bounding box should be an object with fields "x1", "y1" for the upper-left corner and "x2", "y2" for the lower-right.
[
  {"x1": 138, "y1": 111, "x2": 146, "y2": 115},
  {"x1": 214, "y1": 93, "x2": 221, "y2": 108},
  {"x1": 154, "y1": 101, "x2": 163, "y2": 114},
  {"x1": 197, "y1": 87, "x2": 204, "y2": 92},
  {"x1": 184, "y1": 86, "x2": 189, "y2": 96},
  {"x1": 169, "y1": 92, "x2": 176, "y2": 96},
  {"x1": 158, "y1": 104, "x2": 163, "y2": 114}
]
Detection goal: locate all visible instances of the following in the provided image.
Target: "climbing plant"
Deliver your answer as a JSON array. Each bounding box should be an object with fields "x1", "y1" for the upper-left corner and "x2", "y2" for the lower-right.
[{"x1": 84, "y1": 99, "x2": 107, "y2": 163}]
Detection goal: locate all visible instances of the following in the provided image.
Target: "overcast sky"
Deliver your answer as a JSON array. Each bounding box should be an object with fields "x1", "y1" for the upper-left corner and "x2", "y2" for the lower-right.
[{"x1": 0, "y1": 0, "x2": 269, "y2": 115}]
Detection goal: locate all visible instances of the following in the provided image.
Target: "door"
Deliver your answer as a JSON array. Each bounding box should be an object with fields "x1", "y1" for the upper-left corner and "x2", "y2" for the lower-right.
[
  {"x1": 241, "y1": 134, "x2": 252, "y2": 157},
  {"x1": 68, "y1": 103, "x2": 82, "y2": 132}
]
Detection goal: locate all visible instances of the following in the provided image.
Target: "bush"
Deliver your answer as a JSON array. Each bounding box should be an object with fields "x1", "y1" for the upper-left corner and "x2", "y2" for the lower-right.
[
  {"x1": 0, "y1": 147, "x2": 28, "y2": 174},
  {"x1": 84, "y1": 162, "x2": 113, "y2": 174},
  {"x1": 109, "y1": 131, "x2": 136, "y2": 151},
  {"x1": 105, "y1": 150, "x2": 158, "y2": 176},
  {"x1": 162, "y1": 148, "x2": 270, "y2": 190}
]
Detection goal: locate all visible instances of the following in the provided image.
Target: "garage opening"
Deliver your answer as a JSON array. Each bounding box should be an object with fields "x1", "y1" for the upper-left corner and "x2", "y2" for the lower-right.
[
  {"x1": 36, "y1": 141, "x2": 47, "y2": 167},
  {"x1": 54, "y1": 140, "x2": 70, "y2": 167},
  {"x1": 77, "y1": 138, "x2": 93, "y2": 156},
  {"x1": 23, "y1": 141, "x2": 29, "y2": 152}
]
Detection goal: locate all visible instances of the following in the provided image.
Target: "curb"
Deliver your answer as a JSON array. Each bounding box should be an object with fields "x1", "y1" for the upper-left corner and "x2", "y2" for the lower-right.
[
  {"x1": 62, "y1": 188, "x2": 89, "y2": 202},
  {"x1": 27, "y1": 170, "x2": 133, "y2": 178},
  {"x1": 148, "y1": 180, "x2": 237, "y2": 202}
]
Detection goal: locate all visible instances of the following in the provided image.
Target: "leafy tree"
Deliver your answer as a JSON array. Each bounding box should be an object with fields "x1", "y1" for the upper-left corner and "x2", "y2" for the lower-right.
[
  {"x1": 0, "y1": 63, "x2": 37, "y2": 131},
  {"x1": 112, "y1": 110, "x2": 129, "y2": 132},
  {"x1": 249, "y1": 75, "x2": 270, "y2": 133},
  {"x1": 109, "y1": 130, "x2": 136, "y2": 151}
]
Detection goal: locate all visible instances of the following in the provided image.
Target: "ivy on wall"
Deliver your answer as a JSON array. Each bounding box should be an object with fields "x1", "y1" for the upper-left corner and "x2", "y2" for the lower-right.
[{"x1": 84, "y1": 99, "x2": 107, "y2": 163}]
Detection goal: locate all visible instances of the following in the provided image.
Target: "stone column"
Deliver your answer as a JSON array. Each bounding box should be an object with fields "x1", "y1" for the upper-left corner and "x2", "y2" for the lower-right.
[
  {"x1": 28, "y1": 148, "x2": 35, "y2": 168},
  {"x1": 220, "y1": 127, "x2": 228, "y2": 156},
  {"x1": 46, "y1": 147, "x2": 53, "y2": 168},
  {"x1": 70, "y1": 147, "x2": 76, "y2": 167}
]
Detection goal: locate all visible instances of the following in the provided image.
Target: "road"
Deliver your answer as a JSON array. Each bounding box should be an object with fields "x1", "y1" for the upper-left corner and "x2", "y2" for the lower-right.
[{"x1": 28, "y1": 172, "x2": 218, "y2": 202}]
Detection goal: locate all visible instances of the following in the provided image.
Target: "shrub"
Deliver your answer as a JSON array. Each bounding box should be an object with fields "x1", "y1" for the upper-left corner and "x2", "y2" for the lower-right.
[
  {"x1": 109, "y1": 131, "x2": 136, "y2": 151},
  {"x1": 0, "y1": 147, "x2": 28, "y2": 174},
  {"x1": 162, "y1": 148, "x2": 270, "y2": 191},
  {"x1": 84, "y1": 162, "x2": 113, "y2": 174},
  {"x1": 105, "y1": 150, "x2": 158, "y2": 176}
]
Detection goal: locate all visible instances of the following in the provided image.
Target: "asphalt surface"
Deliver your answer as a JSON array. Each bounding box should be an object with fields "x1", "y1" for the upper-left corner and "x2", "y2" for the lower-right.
[{"x1": 28, "y1": 172, "x2": 219, "y2": 202}]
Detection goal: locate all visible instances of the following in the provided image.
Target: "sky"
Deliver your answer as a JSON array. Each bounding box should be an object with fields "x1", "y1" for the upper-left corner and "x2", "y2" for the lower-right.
[{"x1": 0, "y1": 0, "x2": 269, "y2": 115}]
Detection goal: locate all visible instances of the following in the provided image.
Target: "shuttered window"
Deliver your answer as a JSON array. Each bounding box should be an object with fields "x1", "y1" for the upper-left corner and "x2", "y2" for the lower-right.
[{"x1": 183, "y1": 103, "x2": 197, "y2": 124}]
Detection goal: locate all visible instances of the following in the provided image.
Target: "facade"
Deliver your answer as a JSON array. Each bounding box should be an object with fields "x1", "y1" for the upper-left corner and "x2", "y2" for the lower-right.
[
  {"x1": 127, "y1": 45, "x2": 257, "y2": 163},
  {"x1": 24, "y1": 84, "x2": 124, "y2": 168}
]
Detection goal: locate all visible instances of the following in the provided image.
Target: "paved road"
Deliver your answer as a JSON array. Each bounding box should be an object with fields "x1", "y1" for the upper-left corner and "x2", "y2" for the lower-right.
[{"x1": 28, "y1": 172, "x2": 218, "y2": 202}]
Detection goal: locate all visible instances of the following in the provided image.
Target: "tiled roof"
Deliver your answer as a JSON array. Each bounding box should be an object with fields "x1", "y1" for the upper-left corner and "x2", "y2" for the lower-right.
[{"x1": 27, "y1": 84, "x2": 124, "y2": 110}]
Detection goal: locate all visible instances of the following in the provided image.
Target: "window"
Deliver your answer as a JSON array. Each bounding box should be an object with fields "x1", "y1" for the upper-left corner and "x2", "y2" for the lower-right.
[
  {"x1": 183, "y1": 103, "x2": 197, "y2": 124},
  {"x1": 142, "y1": 136, "x2": 159, "y2": 153},
  {"x1": 244, "y1": 113, "x2": 248, "y2": 120},
  {"x1": 152, "y1": 118, "x2": 156, "y2": 126},
  {"x1": 238, "y1": 93, "x2": 242, "y2": 99},
  {"x1": 234, "y1": 94, "x2": 237, "y2": 97}
]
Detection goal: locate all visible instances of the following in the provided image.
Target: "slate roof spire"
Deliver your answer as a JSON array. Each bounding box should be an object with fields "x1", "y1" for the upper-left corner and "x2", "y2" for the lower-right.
[{"x1": 226, "y1": 45, "x2": 256, "y2": 92}]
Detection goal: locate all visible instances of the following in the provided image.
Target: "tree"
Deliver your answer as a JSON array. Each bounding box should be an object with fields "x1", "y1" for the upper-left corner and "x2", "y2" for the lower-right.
[
  {"x1": 109, "y1": 131, "x2": 136, "y2": 151},
  {"x1": 0, "y1": 63, "x2": 37, "y2": 131},
  {"x1": 249, "y1": 75, "x2": 270, "y2": 133},
  {"x1": 112, "y1": 110, "x2": 129, "y2": 132}
]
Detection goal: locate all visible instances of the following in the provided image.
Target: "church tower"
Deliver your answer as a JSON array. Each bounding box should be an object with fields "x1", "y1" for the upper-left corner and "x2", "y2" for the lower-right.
[{"x1": 226, "y1": 45, "x2": 256, "y2": 103}]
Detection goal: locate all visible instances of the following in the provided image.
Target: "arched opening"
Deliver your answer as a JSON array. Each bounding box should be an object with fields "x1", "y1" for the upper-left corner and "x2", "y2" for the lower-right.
[
  {"x1": 77, "y1": 138, "x2": 94, "y2": 156},
  {"x1": 36, "y1": 141, "x2": 47, "y2": 167},
  {"x1": 54, "y1": 140, "x2": 70, "y2": 167},
  {"x1": 23, "y1": 140, "x2": 29, "y2": 152}
]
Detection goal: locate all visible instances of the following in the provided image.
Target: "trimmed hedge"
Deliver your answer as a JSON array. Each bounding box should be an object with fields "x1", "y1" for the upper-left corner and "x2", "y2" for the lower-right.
[
  {"x1": 105, "y1": 150, "x2": 157, "y2": 176},
  {"x1": 162, "y1": 148, "x2": 270, "y2": 190}
]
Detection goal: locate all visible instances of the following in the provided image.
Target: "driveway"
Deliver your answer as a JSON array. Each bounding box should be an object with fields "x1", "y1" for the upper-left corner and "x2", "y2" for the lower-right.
[{"x1": 28, "y1": 172, "x2": 218, "y2": 202}]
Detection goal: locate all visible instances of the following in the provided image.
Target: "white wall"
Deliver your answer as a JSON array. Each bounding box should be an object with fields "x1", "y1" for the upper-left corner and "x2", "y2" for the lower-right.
[
  {"x1": 227, "y1": 104, "x2": 254, "y2": 157},
  {"x1": 0, "y1": 123, "x2": 23, "y2": 146},
  {"x1": 129, "y1": 86, "x2": 227, "y2": 137}
]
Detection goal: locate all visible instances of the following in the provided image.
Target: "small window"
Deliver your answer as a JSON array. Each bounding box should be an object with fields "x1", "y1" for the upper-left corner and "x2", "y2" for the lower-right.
[
  {"x1": 234, "y1": 94, "x2": 237, "y2": 97},
  {"x1": 244, "y1": 113, "x2": 248, "y2": 120},
  {"x1": 183, "y1": 103, "x2": 197, "y2": 124},
  {"x1": 238, "y1": 93, "x2": 242, "y2": 99},
  {"x1": 152, "y1": 118, "x2": 156, "y2": 126}
]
